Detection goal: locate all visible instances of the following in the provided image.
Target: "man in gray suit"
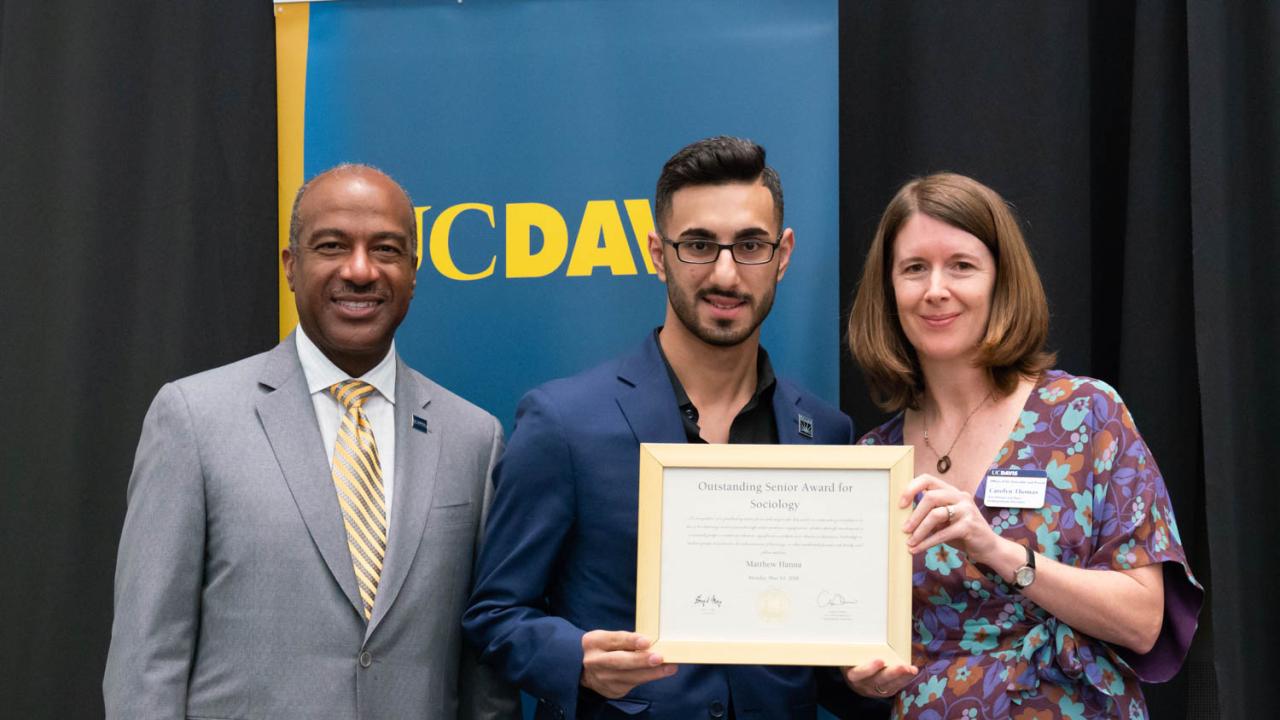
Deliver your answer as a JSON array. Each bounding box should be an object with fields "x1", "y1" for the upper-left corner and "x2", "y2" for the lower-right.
[{"x1": 104, "y1": 164, "x2": 519, "y2": 720}]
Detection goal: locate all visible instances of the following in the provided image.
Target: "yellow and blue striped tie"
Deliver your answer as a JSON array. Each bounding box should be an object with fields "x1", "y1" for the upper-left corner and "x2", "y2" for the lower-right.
[{"x1": 329, "y1": 380, "x2": 388, "y2": 622}]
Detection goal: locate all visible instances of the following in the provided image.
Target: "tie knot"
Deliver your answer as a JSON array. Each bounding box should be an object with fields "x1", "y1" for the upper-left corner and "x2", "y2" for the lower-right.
[{"x1": 330, "y1": 380, "x2": 375, "y2": 409}]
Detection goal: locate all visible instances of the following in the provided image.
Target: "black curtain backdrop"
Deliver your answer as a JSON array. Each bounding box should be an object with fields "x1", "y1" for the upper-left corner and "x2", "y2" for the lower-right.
[
  {"x1": 1, "y1": 1, "x2": 1272, "y2": 717},
  {"x1": 0, "y1": 2, "x2": 278, "y2": 717},
  {"x1": 1183, "y1": 1, "x2": 1279, "y2": 718}
]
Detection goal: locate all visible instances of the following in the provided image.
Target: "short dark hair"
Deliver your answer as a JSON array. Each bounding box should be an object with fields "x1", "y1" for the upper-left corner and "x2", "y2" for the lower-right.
[
  {"x1": 848, "y1": 172, "x2": 1056, "y2": 412},
  {"x1": 288, "y1": 163, "x2": 417, "y2": 252},
  {"x1": 654, "y1": 136, "x2": 784, "y2": 234}
]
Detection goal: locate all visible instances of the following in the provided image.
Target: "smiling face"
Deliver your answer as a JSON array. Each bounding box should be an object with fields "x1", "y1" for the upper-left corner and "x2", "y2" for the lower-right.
[
  {"x1": 891, "y1": 212, "x2": 996, "y2": 364},
  {"x1": 282, "y1": 168, "x2": 417, "y2": 376},
  {"x1": 649, "y1": 180, "x2": 793, "y2": 348}
]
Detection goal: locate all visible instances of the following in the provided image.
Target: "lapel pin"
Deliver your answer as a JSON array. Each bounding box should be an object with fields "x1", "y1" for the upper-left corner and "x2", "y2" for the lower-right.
[
  {"x1": 412, "y1": 415, "x2": 429, "y2": 434},
  {"x1": 798, "y1": 414, "x2": 814, "y2": 439}
]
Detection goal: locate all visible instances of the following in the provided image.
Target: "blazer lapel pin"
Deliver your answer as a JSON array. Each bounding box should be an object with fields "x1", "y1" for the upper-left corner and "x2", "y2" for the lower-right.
[
  {"x1": 798, "y1": 413, "x2": 814, "y2": 439},
  {"x1": 412, "y1": 415, "x2": 429, "y2": 434}
]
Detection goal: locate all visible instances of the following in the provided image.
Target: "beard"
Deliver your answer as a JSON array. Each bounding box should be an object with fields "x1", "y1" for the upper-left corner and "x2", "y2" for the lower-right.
[{"x1": 665, "y1": 259, "x2": 777, "y2": 348}]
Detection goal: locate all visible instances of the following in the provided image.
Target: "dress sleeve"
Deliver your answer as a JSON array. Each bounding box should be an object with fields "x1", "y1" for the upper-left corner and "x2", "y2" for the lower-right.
[
  {"x1": 857, "y1": 413, "x2": 904, "y2": 445},
  {"x1": 1080, "y1": 380, "x2": 1203, "y2": 681}
]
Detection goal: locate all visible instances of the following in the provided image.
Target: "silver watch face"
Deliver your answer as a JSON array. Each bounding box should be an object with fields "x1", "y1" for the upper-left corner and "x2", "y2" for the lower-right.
[{"x1": 1015, "y1": 566, "x2": 1036, "y2": 588}]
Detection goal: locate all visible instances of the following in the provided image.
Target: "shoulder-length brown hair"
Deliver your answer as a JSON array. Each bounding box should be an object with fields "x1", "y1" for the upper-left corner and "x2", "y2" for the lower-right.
[{"x1": 847, "y1": 172, "x2": 1055, "y2": 412}]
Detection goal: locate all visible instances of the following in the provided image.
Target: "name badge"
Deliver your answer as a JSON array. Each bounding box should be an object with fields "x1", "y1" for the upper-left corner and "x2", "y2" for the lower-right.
[{"x1": 983, "y1": 468, "x2": 1047, "y2": 509}]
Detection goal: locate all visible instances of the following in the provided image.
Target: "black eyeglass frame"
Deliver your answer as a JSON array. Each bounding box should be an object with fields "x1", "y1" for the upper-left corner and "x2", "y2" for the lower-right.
[{"x1": 661, "y1": 234, "x2": 783, "y2": 265}]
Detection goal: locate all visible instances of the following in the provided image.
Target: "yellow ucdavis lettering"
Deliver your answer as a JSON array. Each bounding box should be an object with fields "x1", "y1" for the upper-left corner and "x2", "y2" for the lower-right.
[
  {"x1": 413, "y1": 206, "x2": 429, "y2": 268},
  {"x1": 428, "y1": 203, "x2": 497, "y2": 281},
  {"x1": 566, "y1": 200, "x2": 639, "y2": 277},
  {"x1": 622, "y1": 199, "x2": 657, "y2": 274},
  {"x1": 416, "y1": 199, "x2": 659, "y2": 279},
  {"x1": 506, "y1": 202, "x2": 569, "y2": 278}
]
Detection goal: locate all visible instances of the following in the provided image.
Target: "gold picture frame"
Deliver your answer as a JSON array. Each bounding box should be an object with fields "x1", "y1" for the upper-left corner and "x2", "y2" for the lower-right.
[{"x1": 636, "y1": 443, "x2": 914, "y2": 666}]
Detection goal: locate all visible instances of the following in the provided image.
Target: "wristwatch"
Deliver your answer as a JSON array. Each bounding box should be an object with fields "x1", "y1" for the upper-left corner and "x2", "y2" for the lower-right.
[{"x1": 1012, "y1": 544, "x2": 1036, "y2": 591}]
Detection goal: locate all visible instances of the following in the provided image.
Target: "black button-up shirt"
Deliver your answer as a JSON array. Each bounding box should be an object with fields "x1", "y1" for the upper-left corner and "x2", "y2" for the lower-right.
[{"x1": 654, "y1": 328, "x2": 779, "y2": 444}]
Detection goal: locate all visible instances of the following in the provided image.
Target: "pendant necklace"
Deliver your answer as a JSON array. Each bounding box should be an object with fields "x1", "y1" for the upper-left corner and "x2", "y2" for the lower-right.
[{"x1": 921, "y1": 390, "x2": 993, "y2": 474}]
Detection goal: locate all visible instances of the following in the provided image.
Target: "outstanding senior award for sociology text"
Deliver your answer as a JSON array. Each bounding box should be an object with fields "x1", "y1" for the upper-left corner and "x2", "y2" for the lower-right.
[{"x1": 636, "y1": 444, "x2": 914, "y2": 666}]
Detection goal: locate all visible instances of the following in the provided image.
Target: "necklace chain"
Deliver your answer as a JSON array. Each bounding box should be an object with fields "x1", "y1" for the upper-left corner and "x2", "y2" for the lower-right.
[{"x1": 921, "y1": 390, "x2": 993, "y2": 474}]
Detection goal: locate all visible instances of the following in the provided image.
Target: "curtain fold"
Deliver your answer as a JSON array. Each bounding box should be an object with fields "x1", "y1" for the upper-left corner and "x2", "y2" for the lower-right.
[
  {"x1": 0, "y1": 3, "x2": 278, "y2": 716},
  {"x1": 1186, "y1": 2, "x2": 1280, "y2": 718}
]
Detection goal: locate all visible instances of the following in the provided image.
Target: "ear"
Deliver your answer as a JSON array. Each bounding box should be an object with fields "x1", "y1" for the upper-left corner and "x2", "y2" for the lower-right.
[
  {"x1": 648, "y1": 231, "x2": 668, "y2": 282},
  {"x1": 775, "y1": 227, "x2": 795, "y2": 282},
  {"x1": 282, "y1": 245, "x2": 297, "y2": 291}
]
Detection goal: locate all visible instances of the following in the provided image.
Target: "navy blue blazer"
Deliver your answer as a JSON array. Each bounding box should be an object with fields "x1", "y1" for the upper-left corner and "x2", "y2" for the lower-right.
[{"x1": 464, "y1": 334, "x2": 868, "y2": 720}]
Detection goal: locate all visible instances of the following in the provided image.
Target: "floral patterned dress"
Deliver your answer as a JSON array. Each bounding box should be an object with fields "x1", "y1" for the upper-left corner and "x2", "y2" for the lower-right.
[{"x1": 860, "y1": 371, "x2": 1202, "y2": 719}]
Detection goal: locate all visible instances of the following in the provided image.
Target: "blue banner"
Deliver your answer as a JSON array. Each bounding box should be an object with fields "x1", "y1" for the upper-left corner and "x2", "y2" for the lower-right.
[{"x1": 288, "y1": 0, "x2": 839, "y2": 430}]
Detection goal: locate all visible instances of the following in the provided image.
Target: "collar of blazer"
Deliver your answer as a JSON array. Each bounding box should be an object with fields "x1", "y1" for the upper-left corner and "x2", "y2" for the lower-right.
[
  {"x1": 613, "y1": 332, "x2": 814, "y2": 446},
  {"x1": 255, "y1": 335, "x2": 444, "y2": 638}
]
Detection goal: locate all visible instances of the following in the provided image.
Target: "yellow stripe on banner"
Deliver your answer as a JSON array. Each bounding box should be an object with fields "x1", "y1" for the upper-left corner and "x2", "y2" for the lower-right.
[{"x1": 275, "y1": 2, "x2": 310, "y2": 340}]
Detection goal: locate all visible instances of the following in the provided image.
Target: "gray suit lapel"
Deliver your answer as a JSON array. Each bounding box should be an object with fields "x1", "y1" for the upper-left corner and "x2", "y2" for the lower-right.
[
  {"x1": 366, "y1": 358, "x2": 442, "y2": 638},
  {"x1": 255, "y1": 338, "x2": 363, "y2": 618}
]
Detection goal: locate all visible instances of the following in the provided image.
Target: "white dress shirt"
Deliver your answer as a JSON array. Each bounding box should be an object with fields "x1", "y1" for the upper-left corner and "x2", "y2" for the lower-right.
[{"x1": 295, "y1": 328, "x2": 397, "y2": 529}]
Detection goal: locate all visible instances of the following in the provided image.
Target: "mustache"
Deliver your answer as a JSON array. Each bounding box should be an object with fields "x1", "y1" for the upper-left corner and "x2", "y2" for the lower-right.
[
  {"x1": 697, "y1": 287, "x2": 752, "y2": 303},
  {"x1": 332, "y1": 281, "x2": 386, "y2": 296}
]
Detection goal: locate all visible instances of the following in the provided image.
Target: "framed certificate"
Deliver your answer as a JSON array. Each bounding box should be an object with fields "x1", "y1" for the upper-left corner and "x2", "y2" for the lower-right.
[{"x1": 636, "y1": 443, "x2": 913, "y2": 667}]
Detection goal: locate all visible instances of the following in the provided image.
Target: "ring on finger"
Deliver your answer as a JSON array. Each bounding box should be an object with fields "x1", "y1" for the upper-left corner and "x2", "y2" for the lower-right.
[
  {"x1": 945, "y1": 505, "x2": 955, "y2": 524},
  {"x1": 873, "y1": 683, "x2": 886, "y2": 695}
]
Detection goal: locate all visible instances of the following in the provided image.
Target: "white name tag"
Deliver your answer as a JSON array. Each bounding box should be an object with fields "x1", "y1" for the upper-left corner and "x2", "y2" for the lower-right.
[{"x1": 983, "y1": 469, "x2": 1047, "y2": 509}]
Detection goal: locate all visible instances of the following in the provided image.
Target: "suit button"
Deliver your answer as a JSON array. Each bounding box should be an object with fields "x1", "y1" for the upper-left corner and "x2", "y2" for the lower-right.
[
  {"x1": 358, "y1": 651, "x2": 372, "y2": 668},
  {"x1": 709, "y1": 700, "x2": 725, "y2": 718}
]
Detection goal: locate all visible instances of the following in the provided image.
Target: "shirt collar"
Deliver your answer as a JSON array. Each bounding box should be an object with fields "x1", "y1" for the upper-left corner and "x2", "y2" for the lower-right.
[
  {"x1": 652, "y1": 327, "x2": 776, "y2": 411},
  {"x1": 295, "y1": 327, "x2": 397, "y2": 405}
]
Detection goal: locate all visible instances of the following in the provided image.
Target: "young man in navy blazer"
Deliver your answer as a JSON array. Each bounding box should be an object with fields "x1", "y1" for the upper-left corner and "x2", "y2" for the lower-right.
[{"x1": 464, "y1": 137, "x2": 880, "y2": 719}]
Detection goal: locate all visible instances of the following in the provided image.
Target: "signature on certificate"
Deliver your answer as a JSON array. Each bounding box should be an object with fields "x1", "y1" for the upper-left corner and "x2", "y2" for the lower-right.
[
  {"x1": 816, "y1": 590, "x2": 857, "y2": 607},
  {"x1": 694, "y1": 594, "x2": 722, "y2": 608}
]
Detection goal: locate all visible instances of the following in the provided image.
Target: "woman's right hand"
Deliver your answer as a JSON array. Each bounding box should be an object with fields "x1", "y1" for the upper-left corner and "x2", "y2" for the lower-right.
[
  {"x1": 840, "y1": 659, "x2": 918, "y2": 699},
  {"x1": 900, "y1": 473, "x2": 1004, "y2": 566}
]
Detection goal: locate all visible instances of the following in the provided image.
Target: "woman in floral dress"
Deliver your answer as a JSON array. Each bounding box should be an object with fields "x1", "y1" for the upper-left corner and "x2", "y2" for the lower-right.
[{"x1": 841, "y1": 173, "x2": 1201, "y2": 719}]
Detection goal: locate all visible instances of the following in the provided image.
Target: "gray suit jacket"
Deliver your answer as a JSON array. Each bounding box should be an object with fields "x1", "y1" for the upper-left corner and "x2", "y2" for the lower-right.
[{"x1": 104, "y1": 336, "x2": 520, "y2": 720}]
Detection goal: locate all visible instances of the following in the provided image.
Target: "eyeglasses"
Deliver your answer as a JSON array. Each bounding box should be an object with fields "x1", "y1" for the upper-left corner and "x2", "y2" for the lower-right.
[{"x1": 662, "y1": 235, "x2": 781, "y2": 265}]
